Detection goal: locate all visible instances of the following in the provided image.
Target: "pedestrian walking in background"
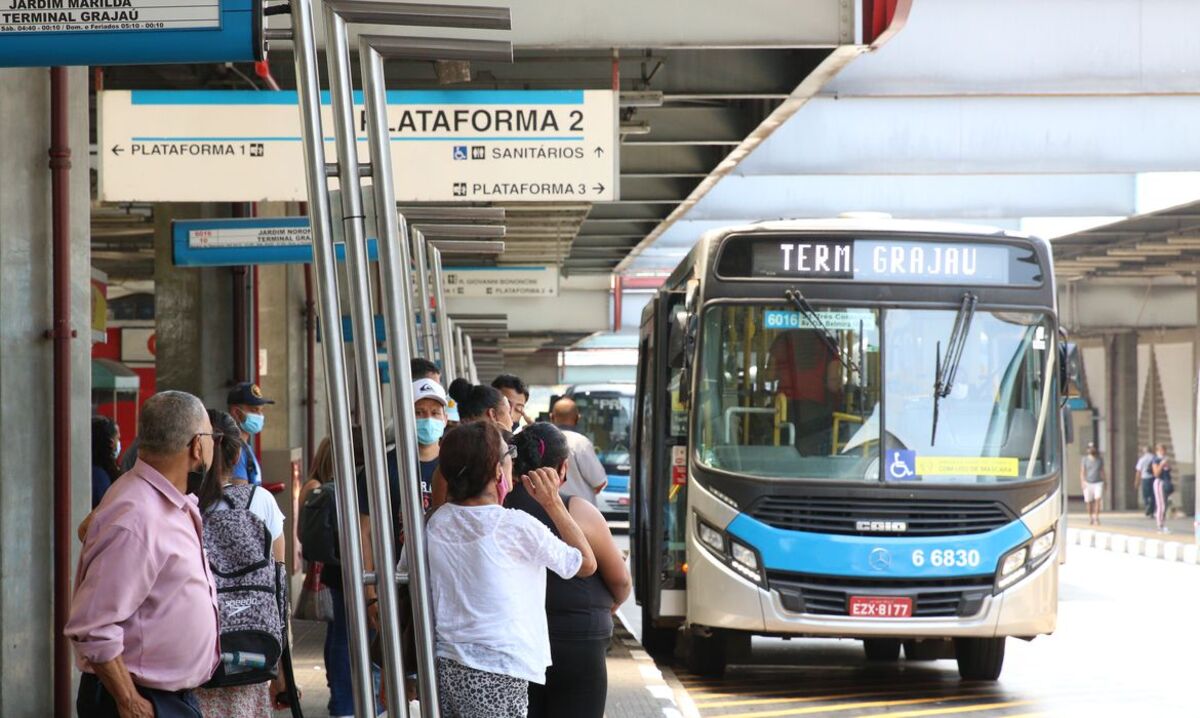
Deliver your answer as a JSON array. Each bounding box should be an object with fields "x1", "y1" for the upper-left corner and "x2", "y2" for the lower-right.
[
  {"x1": 91, "y1": 416, "x2": 121, "y2": 508},
  {"x1": 1134, "y1": 445, "x2": 1157, "y2": 518},
  {"x1": 1080, "y1": 441, "x2": 1106, "y2": 525},
  {"x1": 427, "y1": 421, "x2": 596, "y2": 718},
  {"x1": 1152, "y1": 443, "x2": 1173, "y2": 533},
  {"x1": 67, "y1": 391, "x2": 220, "y2": 718},
  {"x1": 507, "y1": 423, "x2": 632, "y2": 718},
  {"x1": 551, "y1": 397, "x2": 609, "y2": 506}
]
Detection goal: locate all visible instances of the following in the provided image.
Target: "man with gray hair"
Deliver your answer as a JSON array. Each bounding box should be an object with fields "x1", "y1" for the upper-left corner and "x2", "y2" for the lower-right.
[{"x1": 67, "y1": 391, "x2": 221, "y2": 717}]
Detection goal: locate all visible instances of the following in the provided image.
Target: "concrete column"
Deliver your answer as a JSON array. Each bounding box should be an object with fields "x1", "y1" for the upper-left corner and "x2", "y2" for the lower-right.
[
  {"x1": 1108, "y1": 332, "x2": 1140, "y2": 511},
  {"x1": 153, "y1": 204, "x2": 235, "y2": 407},
  {"x1": 0, "y1": 67, "x2": 92, "y2": 715}
]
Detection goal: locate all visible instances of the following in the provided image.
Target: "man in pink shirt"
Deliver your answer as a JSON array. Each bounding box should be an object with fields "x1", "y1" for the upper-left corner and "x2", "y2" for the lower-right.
[{"x1": 66, "y1": 391, "x2": 221, "y2": 718}]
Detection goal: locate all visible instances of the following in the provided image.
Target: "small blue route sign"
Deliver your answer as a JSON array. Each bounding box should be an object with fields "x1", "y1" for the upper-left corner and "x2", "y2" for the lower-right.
[{"x1": 0, "y1": 0, "x2": 262, "y2": 68}]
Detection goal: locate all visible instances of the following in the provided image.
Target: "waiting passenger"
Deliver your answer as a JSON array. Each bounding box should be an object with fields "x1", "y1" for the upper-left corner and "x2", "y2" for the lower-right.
[
  {"x1": 90, "y1": 416, "x2": 121, "y2": 508},
  {"x1": 227, "y1": 382, "x2": 274, "y2": 486},
  {"x1": 492, "y1": 373, "x2": 533, "y2": 431},
  {"x1": 506, "y1": 423, "x2": 632, "y2": 718},
  {"x1": 551, "y1": 398, "x2": 609, "y2": 507},
  {"x1": 428, "y1": 422, "x2": 596, "y2": 718},
  {"x1": 195, "y1": 409, "x2": 288, "y2": 718},
  {"x1": 431, "y1": 381, "x2": 514, "y2": 507},
  {"x1": 67, "y1": 391, "x2": 220, "y2": 717},
  {"x1": 412, "y1": 356, "x2": 441, "y2": 385}
]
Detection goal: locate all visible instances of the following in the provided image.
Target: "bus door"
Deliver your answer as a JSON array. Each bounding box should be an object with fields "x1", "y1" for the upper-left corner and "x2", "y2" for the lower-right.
[{"x1": 633, "y1": 291, "x2": 690, "y2": 638}]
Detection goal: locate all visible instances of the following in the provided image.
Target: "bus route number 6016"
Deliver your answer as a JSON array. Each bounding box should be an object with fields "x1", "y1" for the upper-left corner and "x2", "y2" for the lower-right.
[{"x1": 912, "y1": 549, "x2": 981, "y2": 568}]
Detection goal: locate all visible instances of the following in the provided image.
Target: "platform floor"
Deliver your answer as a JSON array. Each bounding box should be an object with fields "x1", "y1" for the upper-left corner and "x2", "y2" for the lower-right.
[{"x1": 289, "y1": 619, "x2": 685, "y2": 718}]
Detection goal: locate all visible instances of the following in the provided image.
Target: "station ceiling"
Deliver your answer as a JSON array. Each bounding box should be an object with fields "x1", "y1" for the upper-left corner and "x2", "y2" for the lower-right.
[
  {"x1": 90, "y1": 0, "x2": 894, "y2": 280},
  {"x1": 1052, "y1": 201, "x2": 1200, "y2": 282}
]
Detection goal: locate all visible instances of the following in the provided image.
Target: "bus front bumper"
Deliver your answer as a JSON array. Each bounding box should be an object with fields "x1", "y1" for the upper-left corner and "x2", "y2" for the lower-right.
[{"x1": 687, "y1": 538, "x2": 1058, "y2": 639}]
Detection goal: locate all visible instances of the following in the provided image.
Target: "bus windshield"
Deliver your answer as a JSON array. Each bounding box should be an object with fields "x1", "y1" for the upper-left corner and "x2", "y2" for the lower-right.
[
  {"x1": 569, "y1": 390, "x2": 634, "y2": 475},
  {"x1": 695, "y1": 304, "x2": 1057, "y2": 484}
]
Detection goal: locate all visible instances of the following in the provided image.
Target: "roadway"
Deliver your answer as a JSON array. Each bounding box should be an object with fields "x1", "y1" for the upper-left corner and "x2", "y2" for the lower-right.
[{"x1": 615, "y1": 537, "x2": 1197, "y2": 718}]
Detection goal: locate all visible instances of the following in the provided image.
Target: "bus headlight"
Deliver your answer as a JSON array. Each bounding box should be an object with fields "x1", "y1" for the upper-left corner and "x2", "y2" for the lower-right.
[
  {"x1": 731, "y1": 541, "x2": 758, "y2": 571},
  {"x1": 698, "y1": 521, "x2": 726, "y2": 554},
  {"x1": 1029, "y1": 530, "x2": 1056, "y2": 560},
  {"x1": 997, "y1": 547, "x2": 1028, "y2": 589}
]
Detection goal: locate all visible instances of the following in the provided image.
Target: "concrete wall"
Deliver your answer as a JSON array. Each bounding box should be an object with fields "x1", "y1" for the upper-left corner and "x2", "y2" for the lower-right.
[
  {"x1": 0, "y1": 67, "x2": 92, "y2": 716},
  {"x1": 153, "y1": 204, "x2": 235, "y2": 407}
]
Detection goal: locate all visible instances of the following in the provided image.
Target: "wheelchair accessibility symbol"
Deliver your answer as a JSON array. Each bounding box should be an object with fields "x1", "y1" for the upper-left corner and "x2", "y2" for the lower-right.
[
  {"x1": 453, "y1": 145, "x2": 468, "y2": 160},
  {"x1": 885, "y1": 449, "x2": 917, "y2": 481}
]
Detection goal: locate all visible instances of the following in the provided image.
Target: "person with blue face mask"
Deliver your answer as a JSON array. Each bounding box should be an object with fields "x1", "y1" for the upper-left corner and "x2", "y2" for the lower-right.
[
  {"x1": 412, "y1": 379, "x2": 448, "y2": 507},
  {"x1": 227, "y1": 381, "x2": 274, "y2": 486}
]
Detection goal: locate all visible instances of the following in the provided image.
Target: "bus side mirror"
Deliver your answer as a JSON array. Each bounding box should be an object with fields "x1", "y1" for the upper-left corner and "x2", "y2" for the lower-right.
[
  {"x1": 678, "y1": 314, "x2": 698, "y2": 405},
  {"x1": 1058, "y1": 341, "x2": 1081, "y2": 397}
]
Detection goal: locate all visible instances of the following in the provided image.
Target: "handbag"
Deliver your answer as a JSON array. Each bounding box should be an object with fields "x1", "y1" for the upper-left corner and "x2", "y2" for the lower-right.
[{"x1": 293, "y1": 562, "x2": 334, "y2": 622}]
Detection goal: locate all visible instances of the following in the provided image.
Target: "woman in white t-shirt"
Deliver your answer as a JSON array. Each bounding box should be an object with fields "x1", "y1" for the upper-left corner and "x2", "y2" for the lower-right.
[{"x1": 428, "y1": 421, "x2": 597, "y2": 718}]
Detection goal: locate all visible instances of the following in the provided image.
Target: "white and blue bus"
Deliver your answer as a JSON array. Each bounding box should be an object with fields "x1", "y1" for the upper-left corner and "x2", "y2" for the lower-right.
[{"x1": 631, "y1": 219, "x2": 1067, "y2": 680}]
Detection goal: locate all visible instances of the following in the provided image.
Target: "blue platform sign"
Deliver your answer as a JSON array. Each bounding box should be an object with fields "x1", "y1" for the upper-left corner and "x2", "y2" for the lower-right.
[
  {"x1": 0, "y1": 0, "x2": 261, "y2": 68},
  {"x1": 171, "y1": 217, "x2": 379, "y2": 267}
]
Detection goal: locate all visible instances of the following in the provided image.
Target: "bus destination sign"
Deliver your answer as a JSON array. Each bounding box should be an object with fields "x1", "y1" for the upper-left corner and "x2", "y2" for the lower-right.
[{"x1": 731, "y1": 236, "x2": 1042, "y2": 286}]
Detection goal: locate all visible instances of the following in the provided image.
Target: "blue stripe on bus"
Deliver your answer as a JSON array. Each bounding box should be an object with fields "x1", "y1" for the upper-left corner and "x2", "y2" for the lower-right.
[
  {"x1": 604, "y1": 475, "x2": 629, "y2": 493},
  {"x1": 725, "y1": 513, "x2": 1031, "y2": 579}
]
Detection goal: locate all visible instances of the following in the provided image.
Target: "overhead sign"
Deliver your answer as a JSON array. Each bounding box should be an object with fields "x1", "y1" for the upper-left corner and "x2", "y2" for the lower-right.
[
  {"x1": 0, "y1": 0, "x2": 261, "y2": 67},
  {"x1": 443, "y1": 266, "x2": 558, "y2": 298},
  {"x1": 171, "y1": 218, "x2": 381, "y2": 267},
  {"x1": 101, "y1": 89, "x2": 619, "y2": 203}
]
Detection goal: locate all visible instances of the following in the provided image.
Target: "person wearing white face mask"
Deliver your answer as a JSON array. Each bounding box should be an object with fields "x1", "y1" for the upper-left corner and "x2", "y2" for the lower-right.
[{"x1": 227, "y1": 382, "x2": 274, "y2": 487}]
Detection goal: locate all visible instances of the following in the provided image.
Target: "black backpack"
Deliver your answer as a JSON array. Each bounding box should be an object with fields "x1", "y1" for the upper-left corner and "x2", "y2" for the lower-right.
[
  {"x1": 299, "y1": 482, "x2": 341, "y2": 567},
  {"x1": 202, "y1": 484, "x2": 287, "y2": 687}
]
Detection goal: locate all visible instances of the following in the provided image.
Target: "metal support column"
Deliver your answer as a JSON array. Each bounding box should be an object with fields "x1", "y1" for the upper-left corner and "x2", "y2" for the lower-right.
[
  {"x1": 286, "y1": 0, "x2": 375, "y2": 713},
  {"x1": 413, "y1": 227, "x2": 436, "y2": 361},
  {"x1": 428, "y1": 246, "x2": 456, "y2": 380},
  {"x1": 322, "y1": 7, "x2": 408, "y2": 715}
]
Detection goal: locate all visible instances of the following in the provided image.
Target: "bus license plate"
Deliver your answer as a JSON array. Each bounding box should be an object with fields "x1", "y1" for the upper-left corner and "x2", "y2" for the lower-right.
[{"x1": 849, "y1": 596, "x2": 912, "y2": 618}]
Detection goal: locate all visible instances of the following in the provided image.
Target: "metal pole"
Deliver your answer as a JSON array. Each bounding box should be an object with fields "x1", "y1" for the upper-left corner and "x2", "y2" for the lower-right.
[
  {"x1": 429, "y1": 246, "x2": 457, "y2": 380},
  {"x1": 361, "y1": 42, "x2": 441, "y2": 716},
  {"x1": 287, "y1": 0, "x2": 375, "y2": 714},
  {"x1": 413, "y1": 227, "x2": 436, "y2": 361},
  {"x1": 323, "y1": 7, "x2": 406, "y2": 715},
  {"x1": 463, "y1": 333, "x2": 478, "y2": 383},
  {"x1": 454, "y1": 324, "x2": 467, "y2": 382}
]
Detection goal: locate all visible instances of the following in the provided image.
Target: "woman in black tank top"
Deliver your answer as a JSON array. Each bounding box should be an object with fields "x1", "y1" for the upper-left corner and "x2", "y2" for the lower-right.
[{"x1": 505, "y1": 423, "x2": 633, "y2": 718}]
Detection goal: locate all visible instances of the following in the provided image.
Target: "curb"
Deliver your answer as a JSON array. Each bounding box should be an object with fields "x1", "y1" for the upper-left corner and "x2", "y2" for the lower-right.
[{"x1": 1068, "y1": 527, "x2": 1198, "y2": 564}]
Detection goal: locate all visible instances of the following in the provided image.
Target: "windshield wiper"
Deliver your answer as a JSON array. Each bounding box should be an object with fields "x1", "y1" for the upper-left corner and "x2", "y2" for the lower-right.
[
  {"x1": 931, "y1": 292, "x2": 978, "y2": 445},
  {"x1": 784, "y1": 288, "x2": 860, "y2": 377}
]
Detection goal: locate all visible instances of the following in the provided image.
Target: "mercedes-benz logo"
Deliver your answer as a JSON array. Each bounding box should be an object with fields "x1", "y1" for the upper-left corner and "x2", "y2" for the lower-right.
[{"x1": 868, "y1": 548, "x2": 891, "y2": 571}]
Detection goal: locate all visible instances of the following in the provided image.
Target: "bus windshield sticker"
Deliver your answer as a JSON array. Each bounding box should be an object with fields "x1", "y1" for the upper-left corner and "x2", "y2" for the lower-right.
[
  {"x1": 764, "y1": 309, "x2": 875, "y2": 332},
  {"x1": 885, "y1": 451, "x2": 1019, "y2": 479},
  {"x1": 917, "y1": 456, "x2": 1019, "y2": 477},
  {"x1": 743, "y1": 237, "x2": 1034, "y2": 285},
  {"x1": 885, "y1": 449, "x2": 918, "y2": 481}
]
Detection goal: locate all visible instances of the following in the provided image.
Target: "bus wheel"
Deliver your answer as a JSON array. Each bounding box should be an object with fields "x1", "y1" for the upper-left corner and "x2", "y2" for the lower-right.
[
  {"x1": 640, "y1": 604, "x2": 678, "y2": 658},
  {"x1": 862, "y1": 639, "x2": 901, "y2": 661},
  {"x1": 683, "y1": 629, "x2": 728, "y2": 677},
  {"x1": 955, "y1": 637, "x2": 1006, "y2": 681}
]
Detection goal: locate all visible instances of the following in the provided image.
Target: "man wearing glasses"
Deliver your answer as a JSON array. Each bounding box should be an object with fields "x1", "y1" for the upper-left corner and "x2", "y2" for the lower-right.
[{"x1": 67, "y1": 391, "x2": 221, "y2": 718}]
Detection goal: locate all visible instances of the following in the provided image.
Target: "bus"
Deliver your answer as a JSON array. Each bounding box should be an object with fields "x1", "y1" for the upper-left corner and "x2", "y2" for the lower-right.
[
  {"x1": 564, "y1": 383, "x2": 635, "y2": 519},
  {"x1": 630, "y1": 219, "x2": 1067, "y2": 680}
]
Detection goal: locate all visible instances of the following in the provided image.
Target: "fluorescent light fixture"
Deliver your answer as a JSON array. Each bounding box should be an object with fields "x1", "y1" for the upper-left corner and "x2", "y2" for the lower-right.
[
  {"x1": 619, "y1": 121, "x2": 652, "y2": 135},
  {"x1": 620, "y1": 91, "x2": 664, "y2": 108}
]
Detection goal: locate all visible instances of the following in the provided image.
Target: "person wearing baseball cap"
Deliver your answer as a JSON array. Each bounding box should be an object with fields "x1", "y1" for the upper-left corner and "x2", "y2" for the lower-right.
[
  {"x1": 227, "y1": 381, "x2": 274, "y2": 486},
  {"x1": 357, "y1": 379, "x2": 449, "y2": 636}
]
